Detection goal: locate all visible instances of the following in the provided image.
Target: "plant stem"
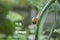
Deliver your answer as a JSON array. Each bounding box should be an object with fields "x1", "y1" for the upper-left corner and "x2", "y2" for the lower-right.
[{"x1": 35, "y1": 0, "x2": 55, "y2": 40}]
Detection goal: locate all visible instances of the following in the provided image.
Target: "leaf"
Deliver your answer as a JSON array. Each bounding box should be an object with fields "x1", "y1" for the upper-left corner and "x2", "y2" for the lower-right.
[{"x1": 6, "y1": 11, "x2": 24, "y2": 22}]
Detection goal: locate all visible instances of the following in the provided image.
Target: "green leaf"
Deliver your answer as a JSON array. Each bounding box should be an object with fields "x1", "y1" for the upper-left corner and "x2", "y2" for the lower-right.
[{"x1": 6, "y1": 11, "x2": 24, "y2": 22}]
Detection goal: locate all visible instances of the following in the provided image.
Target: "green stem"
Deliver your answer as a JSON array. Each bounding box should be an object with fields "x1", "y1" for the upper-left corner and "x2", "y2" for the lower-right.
[{"x1": 35, "y1": 0, "x2": 55, "y2": 40}]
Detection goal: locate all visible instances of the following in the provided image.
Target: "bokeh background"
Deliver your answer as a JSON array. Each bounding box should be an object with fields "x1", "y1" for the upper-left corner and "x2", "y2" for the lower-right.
[{"x1": 0, "y1": 0, "x2": 60, "y2": 40}]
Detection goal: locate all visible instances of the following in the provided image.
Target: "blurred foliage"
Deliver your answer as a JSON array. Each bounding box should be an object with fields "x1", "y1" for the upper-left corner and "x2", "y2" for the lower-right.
[
  {"x1": 0, "y1": 0, "x2": 49, "y2": 10},
  {"x1": 0, "y1": 0, "x2": 60, "y2": 40},
  {"x1": 0, "y1": 19, "x2": 15, "y2": 35},
  {"x1": 56, "y1": 36, "x2": 60, "y2": 40},
  {"x1": 0, "y1": 4, "x2": 8, "y2": 19},
  {"x1": 0, "y1": 4, "x2": 15, "y2": 36},
  {"x1": 6, "y1": 11, "x2": 24, "y2": 22},
  {"x1": 0, "y1": 0, "x2": 24, "y2": 36}
]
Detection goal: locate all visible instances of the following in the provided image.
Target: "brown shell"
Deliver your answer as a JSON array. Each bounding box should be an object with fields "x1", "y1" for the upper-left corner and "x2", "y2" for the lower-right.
[{"x1": 32, "y1": 17, "x2": 38, "y2": 24}]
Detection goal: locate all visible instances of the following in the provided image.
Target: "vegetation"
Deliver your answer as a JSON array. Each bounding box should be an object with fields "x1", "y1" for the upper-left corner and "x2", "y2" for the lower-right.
[{"x1": 0, "y1": 0, "x2": 60, "y2": 40}]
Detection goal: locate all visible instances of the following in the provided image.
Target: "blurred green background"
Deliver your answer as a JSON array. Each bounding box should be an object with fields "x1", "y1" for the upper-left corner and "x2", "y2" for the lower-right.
[{"x1": 0, "y1": 0, "x2": 60, "y2": 40}]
